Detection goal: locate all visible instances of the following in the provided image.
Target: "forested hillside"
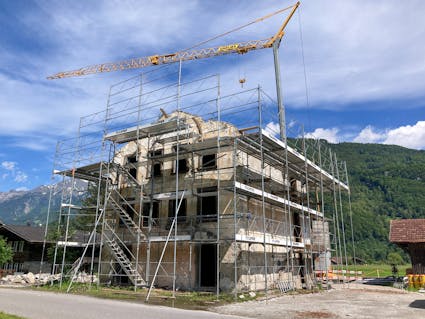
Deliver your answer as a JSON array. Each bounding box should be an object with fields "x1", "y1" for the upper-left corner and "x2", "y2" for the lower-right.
[{"x1": 331, "y1": 142, "x2": 425, "y2": 262}]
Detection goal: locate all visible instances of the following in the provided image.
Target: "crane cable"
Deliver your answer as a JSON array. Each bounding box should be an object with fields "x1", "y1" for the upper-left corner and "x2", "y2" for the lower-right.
[
  {"x1": 182, "y1": 4, "x2": 295, "y2": 52},
  {"x1": 183, "y1": 4, "x2": 295, "y2": 88},
  {"x1": 297, "y1": 6, "x2": 311, "y2": 132}
]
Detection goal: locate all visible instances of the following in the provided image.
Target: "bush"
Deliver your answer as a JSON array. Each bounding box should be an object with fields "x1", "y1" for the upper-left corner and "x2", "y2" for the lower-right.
[
  {"x1": 0, "y1": 236, "x2": 13, "y2": 265},
  {"x1": 387, "y1": 252, "x2": 404, "y2": 265}
]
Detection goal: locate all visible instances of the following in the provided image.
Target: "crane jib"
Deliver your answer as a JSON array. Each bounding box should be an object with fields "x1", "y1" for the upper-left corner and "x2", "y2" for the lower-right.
[{"x1": 47, "y1": 1, "x2": 300, "y2": 79}]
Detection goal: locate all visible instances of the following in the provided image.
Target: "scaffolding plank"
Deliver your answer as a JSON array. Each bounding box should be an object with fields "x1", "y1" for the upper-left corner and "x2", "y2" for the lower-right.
[
  {"x1": 156, "y1": 128, "x2": 196, "y2": 143},
  {"x1": 152, "y1": 190, "x2": 191, "y2": 200},
  {"x1": 260, "y1": 130, "x2": 349, "y2": 191},
  {"x1": 234, "y1": 181, "x2": 323, "y2": 218},
  {"x1": 235, "y1": 233, "x2": 304, "y2": 248},
  {"x1": 57, "y1": 241, "x2": 89, "y2": 247},
  {"x1": 104, "y1": 117, "x2": 188, "y2": 143},
  {"x1": 150, "y1": 235, "x2": 191, "y2": 242},
  {"x1": 54, "y1": 162, "x2": 104, "y2": 182}
]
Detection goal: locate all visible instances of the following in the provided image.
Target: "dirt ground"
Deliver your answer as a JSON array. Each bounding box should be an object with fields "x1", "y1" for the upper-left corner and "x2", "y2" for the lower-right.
[{"x1": 213, "y1": 283, "x2": 425, "y2": 319}]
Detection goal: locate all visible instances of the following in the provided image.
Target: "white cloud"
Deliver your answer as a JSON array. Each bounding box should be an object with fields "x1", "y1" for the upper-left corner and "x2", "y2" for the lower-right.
[
  {"x1": 1, "y1": 0, "x2": 424, "y2": 142},
  {"x1": 0, "y1": 0, "x2": 423, "y2": 149},
  {"x1": 353, "y1": 126, "x2": 385, "y2": 144},
  {"x1": 10, "y1": 135, "x2": 58, "y2": 152},
  {"x1": 199, "y1": 0, "x2": 425, "y2": 110},
  {"x1": 350, "y1": 121, "x2": 425, "y2": 149},
  {"x1": 247, "y1": 120, "x2": 425, "y2": 151},
  {"x1": 383, "y1": 121, "x2": 425, "y2": 149},
  {"x1": 288, "y1": 120, "x2": 297, "y2": 129},
  {"x1": 261, "y1": 121, "x2": 425, "y2": 150},
  {"x1": 14, "y1": 171, "x2": 28, "y2": 183},
  {"x1": 264, "y1": 121, "x2": 280, "y2": 136},
  {"x1": 305, "y1": 127, "x2": 340, "y2": 143},
  {"x1": 264, "y1": 120, "x2": 303, "y2": 138},
  {"x1": 1, "y1": 161, "x2": 16, "y2": 171},
  {"x1": 15, "y1": 187, "x2": 29, "y2": 192},
  {"x1": 1, "y1": 161, "x2": 29, "y2": 184},
  {"x1": 288, "y1": 0, "x2": 425, "y2": 108}
]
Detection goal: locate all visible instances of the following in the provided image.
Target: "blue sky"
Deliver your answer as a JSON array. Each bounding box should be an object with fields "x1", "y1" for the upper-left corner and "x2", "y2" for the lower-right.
[{"x1": 1, "y1": 0, "x2": 425, "y2": 192}]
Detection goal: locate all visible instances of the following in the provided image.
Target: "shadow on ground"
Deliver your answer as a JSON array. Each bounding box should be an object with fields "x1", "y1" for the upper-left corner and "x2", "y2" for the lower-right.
[{"x1": 409, "y1": 300, "x2": 425, "y2": 309}]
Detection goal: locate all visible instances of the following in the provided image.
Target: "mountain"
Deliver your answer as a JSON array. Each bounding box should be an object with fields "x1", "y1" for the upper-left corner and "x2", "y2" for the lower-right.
[
  {"x1": 330, "y1": 142, "x2": 425, "y2": 262},
  {"x1": 0, "y1": 181, "x2": 87, "y2": 225}
]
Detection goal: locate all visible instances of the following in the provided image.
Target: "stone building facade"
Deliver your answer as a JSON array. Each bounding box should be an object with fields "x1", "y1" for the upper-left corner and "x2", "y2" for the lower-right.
[{"x1": 90, "y1": 110, "x2": 347, "y2": 291}]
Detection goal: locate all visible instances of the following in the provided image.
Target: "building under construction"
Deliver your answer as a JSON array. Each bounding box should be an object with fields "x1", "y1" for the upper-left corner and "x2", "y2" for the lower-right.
[{"x1": 44, "y1": 64, "x2": 353, "y2": 296}]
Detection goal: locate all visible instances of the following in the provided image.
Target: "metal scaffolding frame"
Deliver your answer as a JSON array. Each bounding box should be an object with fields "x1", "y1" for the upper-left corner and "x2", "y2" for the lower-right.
[{"x1": 42, "y1": 64, "x2": 354, "y2": 298}]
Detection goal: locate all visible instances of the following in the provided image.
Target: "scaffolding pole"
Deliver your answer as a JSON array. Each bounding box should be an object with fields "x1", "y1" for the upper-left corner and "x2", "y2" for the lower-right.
[
  {"x1": 335, "y1": 154, "x2": 349, "y2": 282},
  {"x1": 345, "y1": 161, "x2": 357, "y2": 277}
]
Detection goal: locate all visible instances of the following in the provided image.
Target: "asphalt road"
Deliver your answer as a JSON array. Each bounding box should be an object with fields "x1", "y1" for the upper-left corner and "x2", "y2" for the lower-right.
[{"x1": 0, "y1": 288, "x2": 247, "y2": 319}]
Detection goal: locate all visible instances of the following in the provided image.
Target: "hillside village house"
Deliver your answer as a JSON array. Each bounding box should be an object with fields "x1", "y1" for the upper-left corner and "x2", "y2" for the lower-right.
[
  {"x1": 0, "y1": 222, "x2": 49, "y2": 273},
  {"x1": 0, "y1": 222, "x2": 96, "y2": 275}
]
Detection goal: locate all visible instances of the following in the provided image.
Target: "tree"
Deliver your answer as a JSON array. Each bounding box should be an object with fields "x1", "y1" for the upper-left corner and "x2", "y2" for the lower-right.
[
  {"x1": 387, "y1": 252, "x2": 404, "y2": 266},
  {"x1": 0, "y1": 236, "x2": 13, "y2": 264},
  {"x1": 74, "y1": 181, "x2": 105, "y2": 231},
  {"x1": 45, "y1": 222, "x2": 81, "y2": 268}
]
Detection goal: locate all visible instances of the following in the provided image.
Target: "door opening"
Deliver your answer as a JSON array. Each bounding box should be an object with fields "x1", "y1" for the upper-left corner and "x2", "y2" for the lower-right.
[{"x1": 200, "y1": 244, "x2": 217, "y2": 287}]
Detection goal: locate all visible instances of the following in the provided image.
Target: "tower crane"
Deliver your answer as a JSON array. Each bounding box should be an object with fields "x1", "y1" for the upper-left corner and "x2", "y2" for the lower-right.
[
  {"x1": 47, "y1": 2, "x2": 300, "y2": 80},
  {"x1": 48, "y1": 2, "x2": 301, "y2": 141}
]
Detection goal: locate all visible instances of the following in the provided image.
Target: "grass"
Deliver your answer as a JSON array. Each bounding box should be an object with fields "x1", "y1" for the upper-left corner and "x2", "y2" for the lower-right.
[
  {"x1": 34, "y1": 282, "x2": 261, "y2": 310},
  {"x1": 0, "y1": 312, "x2": 26, "y2": 319},
  {"x1": 344, "y1": 263, "x2": 410, "y2": 278}
]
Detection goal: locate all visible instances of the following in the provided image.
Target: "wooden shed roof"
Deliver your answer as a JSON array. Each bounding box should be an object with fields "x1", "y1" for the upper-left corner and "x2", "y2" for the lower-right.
[{"x1": 389, "y1": 219, "x2": 425, "y2": 243}]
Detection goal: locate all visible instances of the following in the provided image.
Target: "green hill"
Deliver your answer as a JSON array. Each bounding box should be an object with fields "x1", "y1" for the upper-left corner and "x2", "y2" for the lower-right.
[{"x1": 330, "y1": 142, "x2": 425, "y2": 262}]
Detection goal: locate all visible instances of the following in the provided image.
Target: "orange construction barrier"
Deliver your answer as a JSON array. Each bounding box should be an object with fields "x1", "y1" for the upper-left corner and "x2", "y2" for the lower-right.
[
  {"x1": 414, "y1": 275, "x2": 420, "y2": 288},
  {"x1": 408, "y1": 274, "x2": 414, "y2": 288},
  {"x1": 419, "y1": 275, "x2": 425, "y2": 288}
]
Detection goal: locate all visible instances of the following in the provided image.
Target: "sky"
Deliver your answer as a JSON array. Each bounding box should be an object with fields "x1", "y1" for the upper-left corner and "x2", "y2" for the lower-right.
[{"x1": 1, "y1": 0, "x2": 425, "y2": 192}]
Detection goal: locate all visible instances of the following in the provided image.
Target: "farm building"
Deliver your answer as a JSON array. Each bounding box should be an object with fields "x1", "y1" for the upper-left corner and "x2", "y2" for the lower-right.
[
  {"x1": 390, "y1": 219, "x2": 425, "y2": 274},
  {"x1": 0, "y1": 223, "x2": 49, "y2": 274}
]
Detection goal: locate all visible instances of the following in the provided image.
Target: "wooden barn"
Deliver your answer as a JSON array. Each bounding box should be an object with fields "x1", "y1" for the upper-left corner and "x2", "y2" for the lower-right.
[{"x1": 389, "y1": 219, "x2": 425, "y2": 274}]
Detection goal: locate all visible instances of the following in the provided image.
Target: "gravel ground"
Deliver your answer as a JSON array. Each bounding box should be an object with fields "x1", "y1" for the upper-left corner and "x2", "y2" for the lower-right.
[{"x1": 213, "y1": 283, "x2": 425, "y2": 319}]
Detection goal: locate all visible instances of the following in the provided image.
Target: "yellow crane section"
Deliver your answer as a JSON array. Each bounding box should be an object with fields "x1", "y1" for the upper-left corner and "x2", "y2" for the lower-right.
[
  {"x1": 48, "y1": 39, "x2": 269, "y2": 79},
  {"x1": 47, "y1": 1, "x2": 300, "y2": 80}
]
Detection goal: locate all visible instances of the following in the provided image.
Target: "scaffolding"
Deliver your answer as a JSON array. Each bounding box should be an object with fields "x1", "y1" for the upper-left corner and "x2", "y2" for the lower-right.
[{"x1": 43, "y1": 64, "x2": 354, "y2": 297}]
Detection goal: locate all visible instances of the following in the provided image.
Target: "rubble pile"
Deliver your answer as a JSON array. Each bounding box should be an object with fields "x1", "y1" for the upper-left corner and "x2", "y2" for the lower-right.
[
  {"x1": 71, "y1": 272, "x2": 98, "y2": 284},
  {"x1": 0, "y1": 272, "x2": 97, "y2": 286}
]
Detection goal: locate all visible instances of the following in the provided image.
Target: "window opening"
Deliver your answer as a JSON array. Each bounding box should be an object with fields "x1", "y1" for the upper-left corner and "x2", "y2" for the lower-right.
[
  {"x1": 201, "y1": 154, "x2": 216, "y2": 170},
  {"x1": 168, "y1": 198, "x2": 187, "y2": 222},
  {"x1": 127, "y1": 156, "x2": 137, "y2": 178},
  {"x1": 149, "y1": 150, "x2": 163, "y2": 177},
  {"x1": 143, "y1": 202, "x2": 159, "y2": 227},
  {"x1": 197, "y1": 187, "x2": 217, "y2": 222}
]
